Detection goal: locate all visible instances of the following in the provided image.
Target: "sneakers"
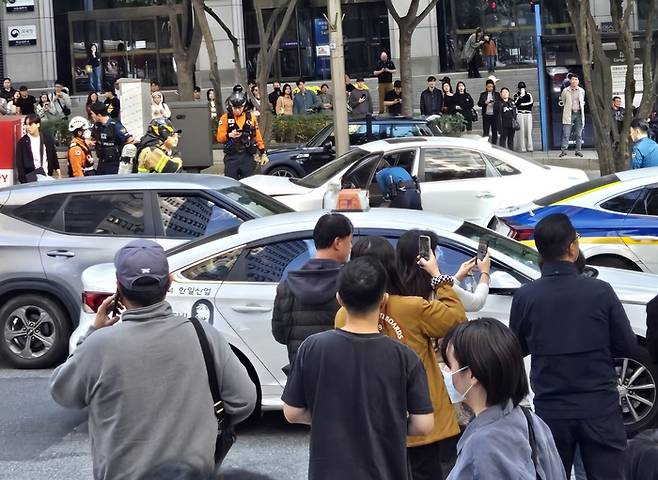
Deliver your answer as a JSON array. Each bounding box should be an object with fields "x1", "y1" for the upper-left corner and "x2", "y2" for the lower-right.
[
  {"x1": 559, "y1": 151, "x2": 567, "y2": 158},
  {"x1": 575, "y1": 151, "x2": 584, "y2": 157}
]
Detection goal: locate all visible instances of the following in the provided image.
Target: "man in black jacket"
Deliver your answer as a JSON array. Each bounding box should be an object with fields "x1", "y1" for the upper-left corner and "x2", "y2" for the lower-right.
[
  {"x1": 510, "y1": 213, "x2": 637, "y2": 480},
  {"x1": 419, "y1": 76, "x2": 442, "y2": 117},
  {"x1": 477, "y1": 79, "x2": 501, "y2": 144},
  {"x1": 15, "y1": 114, "x2": 61, "y2": 183},
  {"x1": 272, "y1": 213, "x2": 353, "y2": 373}
]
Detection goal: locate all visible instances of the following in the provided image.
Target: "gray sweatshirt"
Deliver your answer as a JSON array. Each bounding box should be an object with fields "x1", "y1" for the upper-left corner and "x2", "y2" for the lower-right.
[{"x1": 50, "y1": 301, "x2": 257, "y2": 480}]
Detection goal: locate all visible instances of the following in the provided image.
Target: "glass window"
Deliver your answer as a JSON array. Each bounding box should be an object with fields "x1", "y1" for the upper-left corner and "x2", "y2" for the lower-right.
[
  {"x1": 535, "y1": 174, "x2": 620, "y2": 207},
  {"x1": 13, "y1": 194, "x2": 65, "y2": 228},
  {"x1": 486, "y1": 155, "x2": 520, "y2": 176},
  {"x1": 342, "y1": 154, "x2": 383, "y2": 189},
  {"x1": 63, "y1": 193, "x2": 144, "y2": 236},
  {"x1": 377, "y1": 123, "x2": 424, "y2": 139},
  {"x1": 181, "y1": 247, "x2": 242, "y2": 282},
  {"x1": 293, "y1": 148, "x2": 370, "y2": 189},
  {"x1": 423, "y1": 149, "x2": 487, "y2": 182},
  {"x1": 229, "y1": 240, "x2": 315, "y2": 283},
  {"x1": 348, "y1": 124, "x2": 369, "y2": 145},
  {"x1": 600, "y1": 189, "x2": 643, "y2": 214},
  {"x1": 631, "y1": 188, "x2": 658, "y2": 216},
  {"x1": 381, "y1": 150, "x2": 416, "y2": 174},
  {"x1": 158, "y1": 194, "x2": 242, "y2": 239},
  {"x1": 219, "y1": 186, "x2": 293, "y2": 217}
]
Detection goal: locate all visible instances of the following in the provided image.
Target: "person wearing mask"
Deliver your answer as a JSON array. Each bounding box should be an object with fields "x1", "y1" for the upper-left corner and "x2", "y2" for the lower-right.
[
  {"x1": 373, "y1": 51, "x2": 396, "y2": 114},
  {"x1": 67, "y1": 116, "x2": 96, "y2": 177},
  {"x1": 481, "y1": 34, "x2": 498, "y2": 73},
  {"x1": 86, "y1": 92, "x2": 99, "y2": 120},
  {"x1": 441, "y1": 81, "x2": 455, "y2": 114},
  {"x1": 420, "y1": 76, "x2": 442, "y2": 117},
  {"x1": 50, "y1": 240, "x2": 257, "y2": 480},
  {"x1": 268, "y1": 81, "x2": 283, "y2": 113},
  {"x1": 1, "y1": 77, "x2": 16, "y2": 103},
  {"x1": 559, "y1": 74, "x2": 586, "y2": 157},
  {"x1": 513, "y1": 81, "x2": 534, "y2": 153},
  {"x1": 15, "y1": 114, "x2": 61, "y2": 183},
  {"x1": 193, "y1": 86, "x2": 201, "y2": 101},
  {"x1": 478, "y1": 79, "x2": 501, "y2": 144},
  {"x1": 276, "y1": 84, "x2": 294, "y2": 116},
  {"x1": 497, "y1": 87, "x2": 517, "y2": 150},
  {"x1": 348, "y1": 78, "x2": 373, "y2": 119},
  {"x1": 151, "y1": 91, "x2": 171, "y2": 120},
  {"x1": 103, "y1": 87, "x2": 121, "y2": 120},
  {"x1": 630, "y1": 119, "x2": 658, "y2": 169},
  {"x1": 272, "y1": 213, "x2": 353, "y2": 373},
  {"x1": 383, "y1": 80, "x2": 403, "y2": 116},
  {"x1": 137, "y1": 118, "x2": 183, "y2": 174},
  {"x1": 87, "y1": 43, "x2": 102, "y2": 93},
  {"x1": 49, "y1": 81, "x2": 72, "y2": 119},
  {"x1": 293, "y1": 79, "x2": 322, "y2": 115},
  {"x1": 612, "y1": 96, "x2": 625, "y2": 138},
  {"x1": 453, "y1": 81, "x2": 476, "y2": 131},
  {"x1": 510, "y1": 213, "x2": 638, "y2": 479},
  {"x1": 284, "y1": 256, "x2": 434, "y2": 480},
  {"x1": 35, "y1": 93, "x2": 57, "y2": 121},
  {"x1": 90, "y1": 102, "x2": 135, "y2": 175},
  {"x1": 15, "y1": 86, "x2": 37, "y2": 115},
  {"x1": 463, "y1": 27, "x2": 484, "y2": 78},
  {"x1": 207, "y1": 88, "x2": 217, "y2": 119},
  {"x1": 441, "y1": 319, "x2": 566, "y2": 480},
  {"x1": 335, "y1": 235, "x2": 466, "y2": 480},
  {"x1": 319, "y1": 83, "x2": 333, "y2": 113}
]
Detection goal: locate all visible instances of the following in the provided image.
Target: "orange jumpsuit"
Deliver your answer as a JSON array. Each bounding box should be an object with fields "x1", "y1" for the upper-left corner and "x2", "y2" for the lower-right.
[{"x1": 67, "y1": 137, "x2": 94, "y2": 177}]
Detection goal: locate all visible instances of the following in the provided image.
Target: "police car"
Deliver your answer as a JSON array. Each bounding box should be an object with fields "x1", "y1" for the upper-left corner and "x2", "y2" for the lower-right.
[{"x1": 494, "y1": 167, "x2": 658, "y2": 273}]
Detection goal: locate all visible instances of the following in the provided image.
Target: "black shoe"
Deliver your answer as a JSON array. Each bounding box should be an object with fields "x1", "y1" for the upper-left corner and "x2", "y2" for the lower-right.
[
  {"x1": 575, "y1": 151, "x2": 584, "y2": 157},
  {"x1": 559, "y1": 151, "x2": 567, "y2": 158}
]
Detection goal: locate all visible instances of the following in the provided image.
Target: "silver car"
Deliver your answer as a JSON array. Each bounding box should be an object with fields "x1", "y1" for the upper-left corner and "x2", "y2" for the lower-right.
[{"x1": 0, "y1": 174, "x2": 291, "y2": 368}]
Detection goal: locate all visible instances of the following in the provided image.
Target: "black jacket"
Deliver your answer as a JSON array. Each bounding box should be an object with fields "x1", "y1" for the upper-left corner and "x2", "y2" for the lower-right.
[
  {"x1": 15, "y1": 133, "x2": 59, "y2": 183},
  {"x1": 272, "y1": 258, "x2": 342, "y2": 370},
  {"x1": 452, "y1": 92, "x2": 475, "y2": 120},
  {"x1": 510, "y1": 261, "x2": 637, "y2": 420},
  {"x1": 419, "y1": 88, "x2": 443, "y2": 116},
  {"x1": 647, "y1": 294, "x2": 658, "y2": 363},
  {"x1": 497, "y1": 99, "x2": 517, "y2": 130},
  {"x1": 477, "y1": 90, "x2": 501, "y2": 117}
]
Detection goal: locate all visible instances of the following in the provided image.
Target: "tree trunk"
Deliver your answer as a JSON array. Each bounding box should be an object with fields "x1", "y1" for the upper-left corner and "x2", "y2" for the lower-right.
[
  {"x1": 399, "y1": 29, "x2": 414, "y2": 117},
  {"x1": 204, "y1": 5, "x2": 246, "y2": 85},
  {"x1": 167, "y1": 0, "x2": 203, "y2": 101},
  {"x1": 193, "y1": 0, "x2": 223, "y2": 112}
]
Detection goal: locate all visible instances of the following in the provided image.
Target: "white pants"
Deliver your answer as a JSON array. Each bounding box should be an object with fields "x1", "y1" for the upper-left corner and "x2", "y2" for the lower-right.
[{"x1": 515, "y1": 112, "x2": 533, "y2": 152}]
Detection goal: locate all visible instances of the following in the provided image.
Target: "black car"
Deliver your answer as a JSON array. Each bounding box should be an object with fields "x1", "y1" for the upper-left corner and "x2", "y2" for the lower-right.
[{"x1": 262, "y1": 117, "x2": 440, "y2": 177}]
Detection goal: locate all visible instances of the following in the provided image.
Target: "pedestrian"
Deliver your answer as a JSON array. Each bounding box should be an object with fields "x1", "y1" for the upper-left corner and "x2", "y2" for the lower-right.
[
  {"x1": 151, "y1": 91, "x2": 171, "y2": 120},
  {"x1": 441, "y1": 81, "x2": 454, "y2": 114},
  {"x1": 207, "y1": 88, "x2": 217, "y2": 119},
  {"x1": 14, "y1": 86, "x2": 37, "y2": 115},
  {"x1": 510, "y1": 213, "x2": 638, "y2": 479},
  {"x1": 481, "y1": 33, "x2": 497, "y2": 73},
  {"x1": 250, "y1": 84, "x2": 262, "y2": 117},
  {"x1": 478, "y1": 79, "x2": 500, "y2": 144},
  {"x1": 497, "y1": 87, "x2": 517, "y2": 150},
  {"x1": 283, "y1": 256, "x2": 435, "y2": 480},
  {"x1": 420, "y1": 76, "x2": 443, "y2": 117},
  {"x1": 276, "y1": 83, "x2": 294, "y2": 116},
  {"x1": 441, "y1": 319, "x2": 567, "y2": 480},
  {"x1": 463, "y1": 27, "x2": 484, "y2": 78},
  {"x1": 50, "y1": 239, "x2": 257, "y2": 480},
  {"x1": 35, "y1": 92, "x2": 57, "y2": 121},
  {"x1": 451, "y1": 252, "x2": 491, "y2": 312},
  {"x1": 345, "y1": 74, "x2": 355, "y2": 94},
  {"x1": 612, "y1": 96, "x2": 625, "y2": 137},
  {"x1": 272, "y1": 213, "x2": 352, "y2": 372},
  {"x1": 49, "y1": 80, "x2": 72, "y2": 119},
  {"x1": 67, "y1": 116, "x2": 96, "y2": 177},
  {"x1": 513, "y1": 81, "x2": 534, "y2": 152},
  {"x1": 216, "y1": 92, "x2": 268, "y2": 180},
  {"x1": 103, "y1": 86, "x2": 121, "y2": 120},
  {"x1": 268, "y1": 81, "x2": 283, "y2": 113},
  {"x1": 348, "y1": 77, "x2": 373, "y2": 119},
  {"x1": 84, "y1": 92, "x2": 98, "y2": 120},
  {"x1": 383, "y1": 80, "x2": 403, "y2": 116},
  {"x1": 0, "y1": 96, "x2": 7, "y2": 116},
  {"x1": 630, "y1": 119, "x2": 658, "y2": 169},
  {"x1": 7, "y1": 90, "x2": 21, "y2": 115},
  {"x1": 453, "y1": 81, "x2": 475, "y2": 131},
  {"x1": 319, "y1": 83, "x2": 333, "y2": 113},
  {"x1": 150, "y1": 79, "x2": 161, "y2": 95},
  {"x1": 335, "y1": 234, "x2": 465, "y2": 480},
  {"x1": 559, "y1": 74, "x2": 586, "y2": 157},
  {"x1": 293, "y1": 78, "x2": 322, "y2": 115},
  {"x1": 137, "y1": 118, "x2": 183, "y2": 173},
  {"x1": 193, "y1": 85, "x2": 202, "y2": 101},
  {"x1": 15, "y1": 114, "x2": 61, "y2": 183},
  {"x1": 374, "y1": 51, "x2": 396, "y2": 114},
  {"x1": 87, "y1": 43, "x2": 102, "y2": 93},
  {"x1": 0, "y1": 77, "x2": 16, "y2": 102},
  {"x1": 90, "y1": 101, "x2": 135, "y2": 175}
]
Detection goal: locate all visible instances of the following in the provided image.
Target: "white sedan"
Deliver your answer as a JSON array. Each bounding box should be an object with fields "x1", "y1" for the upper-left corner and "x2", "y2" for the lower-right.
[
  {"x1": 73, "y1": 209, "x2": 658, "y2": 434},
  {"x1": 243, "y1": 137, "x2": 589, "y2": 227}
]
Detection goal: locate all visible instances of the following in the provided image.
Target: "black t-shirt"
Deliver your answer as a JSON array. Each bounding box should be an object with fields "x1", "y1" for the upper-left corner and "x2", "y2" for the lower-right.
[
  {"x1": 282, "y1": 329, "x2": 432, "y2": 480},
  {"x1": 15, "y1": 95, "x2": 36, "y2": 115},
  {"x1": 0, "y1": 88, "x2": 16, "y2": 102},
  {"x1": 384, "y1": 89, "x2": 402, "y2": 115},
  {"x1": 105, "y1": 97, "x2": 121, "y2": 119},
  {"x1": 376, "y1": 60, "x2": 396, "y2": 84}
]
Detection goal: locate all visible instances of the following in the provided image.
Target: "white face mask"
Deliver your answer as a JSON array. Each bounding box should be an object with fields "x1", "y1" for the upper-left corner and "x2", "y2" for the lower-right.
[{"x1": 442, "y1": 365, "x2": 474, "y2": 404}]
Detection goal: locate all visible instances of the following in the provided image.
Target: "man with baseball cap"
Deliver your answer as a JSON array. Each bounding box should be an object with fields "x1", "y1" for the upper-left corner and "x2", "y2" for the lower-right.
[
  {"x1": 50, "y1": 240, "x2": 257, "y2": 480},
  {"x1": 90, "y1": 101, "x2": 135, "y2": 175}
]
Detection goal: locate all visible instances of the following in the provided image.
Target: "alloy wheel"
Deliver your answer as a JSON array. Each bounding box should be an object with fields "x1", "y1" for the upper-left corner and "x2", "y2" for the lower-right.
[
  {"x1": 270, "y1": 169, "x2": 296, "y2": 178},
  {"x1": 616, "y1": 357, "x2": 657, "y2": 426},
  {"x1": 4, "y1": 305, "x2": 56, "y2": 360}
]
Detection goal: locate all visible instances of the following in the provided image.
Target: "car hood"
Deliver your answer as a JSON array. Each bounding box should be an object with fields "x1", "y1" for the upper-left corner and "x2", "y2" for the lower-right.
[
  {"x1": 596, "y1": 266, "x2": 658, "y2": 306},
  {"x1": 241, "y1": 175, "x2": 314, "y2": 196},
  {"x1": 267, "y1": 147, "x2": 306, "y2": 160}
]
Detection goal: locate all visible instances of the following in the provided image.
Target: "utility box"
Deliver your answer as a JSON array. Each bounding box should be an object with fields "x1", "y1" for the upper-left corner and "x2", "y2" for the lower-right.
[{"x1": 168, "y1": 101, "x2": 213, "y2": 172}]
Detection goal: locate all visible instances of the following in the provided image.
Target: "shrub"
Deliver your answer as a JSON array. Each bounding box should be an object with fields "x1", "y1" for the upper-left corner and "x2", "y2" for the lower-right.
[
  {"x1": 271, "y1": 114, "x2": 333, "y2": 144},
  {"x1": 41, "y1": 118, "x2": 71, "y2": 147},
  {"x1": 430, "y1": 113, "x2": 465, "y2": 137}
]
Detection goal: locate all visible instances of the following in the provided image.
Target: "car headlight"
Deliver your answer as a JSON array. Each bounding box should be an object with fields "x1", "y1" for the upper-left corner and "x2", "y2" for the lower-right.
[{"x1": 294, "y1": 153, "x2": 310, "y2": 163}]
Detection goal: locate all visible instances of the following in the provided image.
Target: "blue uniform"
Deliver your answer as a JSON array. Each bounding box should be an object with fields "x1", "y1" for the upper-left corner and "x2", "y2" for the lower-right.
[
  {"x1": 631, "y1": 136, "x2": 658, "y2": 169},
  {"x1": 375, "y1": 167, "x2": 422, "y2": 210}
]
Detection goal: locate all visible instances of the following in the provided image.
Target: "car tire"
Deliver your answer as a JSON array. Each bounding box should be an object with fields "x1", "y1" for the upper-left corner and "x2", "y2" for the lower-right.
[
  {"x1": 267, "y1": 166, "x2": 299, "y2": 178},
  {"x1": 587, "y1": 255, "x2": 642, "y2": 271},
  {"x1": 616, "y1": 346, "x2": 658, "y2": 436},
  {"x1": 0, "y1": 294, "x2": 71, "y2": 369}
]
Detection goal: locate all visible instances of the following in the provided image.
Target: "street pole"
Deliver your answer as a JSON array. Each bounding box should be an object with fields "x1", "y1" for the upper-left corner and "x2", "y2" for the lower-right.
[
  {"x1": 327, "y1": 0, "x2": 349, "y2": 157},
  {"x1": 534, "y1": 2, "x2": 550, "y2": 152}
]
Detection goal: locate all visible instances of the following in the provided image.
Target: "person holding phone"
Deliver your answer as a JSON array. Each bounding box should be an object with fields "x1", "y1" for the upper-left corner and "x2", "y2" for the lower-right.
[
  {"x1": 478, "y1": 79, "x2": 501, "y2": 144},
  {"x1": 348, "y1": 77, "x2": 373, "y2": 119}
]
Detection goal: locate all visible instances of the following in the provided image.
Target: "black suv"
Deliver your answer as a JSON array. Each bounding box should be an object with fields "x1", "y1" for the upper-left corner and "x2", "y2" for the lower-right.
[{"x1": 262, "y1": 117, "x2": 440, "y2": 177}]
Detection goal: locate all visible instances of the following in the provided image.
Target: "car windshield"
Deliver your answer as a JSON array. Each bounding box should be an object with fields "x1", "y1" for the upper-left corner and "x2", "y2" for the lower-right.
[
  {"x1": 307, "y1": 124, "x2": 333, "y2": 147},
  {"x1": 219, "y1": 185, "x2": 292, "y2": 216},
  {"x1": 456, "y1": 222, "x2": 540, "y2": 272},
  {"x1": 427, "y1": 122, "x2": 441, "y2": 136},
  {"x1": 534, "y1": 173, "x2": 620, "y2": 206},
  {"x1": 490, "y1": 144, "x2": 549, "y2": 169},
  {"x1": 292, "y1": 148, "x2": 370, "y2": 188}
]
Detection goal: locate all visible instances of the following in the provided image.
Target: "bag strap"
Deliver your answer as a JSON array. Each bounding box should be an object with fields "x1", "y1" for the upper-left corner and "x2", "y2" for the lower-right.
[
  {"x1": 521, "y1": 406, "x2": 542, "y2": 480},
  {"x1": 189, "y1": 317, "x2": 223, "y2": 418}
]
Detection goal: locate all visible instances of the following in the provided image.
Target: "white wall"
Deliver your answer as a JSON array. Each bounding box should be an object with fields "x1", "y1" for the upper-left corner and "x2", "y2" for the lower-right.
[{"x1": 387, "y1": 0, "x2": 440, "y2": 75}]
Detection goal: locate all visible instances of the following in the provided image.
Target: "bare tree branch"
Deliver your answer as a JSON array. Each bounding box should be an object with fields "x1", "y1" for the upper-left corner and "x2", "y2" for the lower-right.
[
  {"x1": 383, "y1": 0, "x2": 402, "y2": 24},
  {"x1": 411, "y1": 0, "x2": 441, "y2": 30},
  {"x1": 204, "y1": 4, "x2": 245, "y2": 84}
]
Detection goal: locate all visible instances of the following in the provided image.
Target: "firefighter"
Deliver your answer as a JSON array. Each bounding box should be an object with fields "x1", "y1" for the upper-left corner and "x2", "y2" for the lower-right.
[
  {"x1": 137, "y1": 117, "x2": 183, "y2": 173},
  {"x1": 67, "y1": 116, "x2": 96, "y2": 177}
]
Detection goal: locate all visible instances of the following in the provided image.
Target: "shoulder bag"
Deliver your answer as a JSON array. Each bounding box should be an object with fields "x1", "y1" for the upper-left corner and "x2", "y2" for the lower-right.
[
  {"x1": 521, "y1": 406, "x2": 542, "y2": 480},
  {"x1": 189, "y1": 317, "x2": 236, "y2": 466}
]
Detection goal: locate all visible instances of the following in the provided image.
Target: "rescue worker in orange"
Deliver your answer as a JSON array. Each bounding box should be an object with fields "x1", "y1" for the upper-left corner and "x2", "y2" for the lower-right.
[
  {"x1": 67, "y1": 116, "x2": 96, "y2": 177},
  {"x1": 216, "y1": 92, "x2": 268, "y2": 180}
]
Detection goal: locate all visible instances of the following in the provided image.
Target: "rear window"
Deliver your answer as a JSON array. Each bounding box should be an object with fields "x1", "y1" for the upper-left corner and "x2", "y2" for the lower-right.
[
  {"x1": 535, "y1": 174, "x2": 620, "y2": 206},
  {"x1": 219, "y1": 185, "x2": 292, "y2": 217}
]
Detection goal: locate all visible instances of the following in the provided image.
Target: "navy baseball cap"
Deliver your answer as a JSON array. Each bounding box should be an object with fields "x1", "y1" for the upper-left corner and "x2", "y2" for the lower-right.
[{"x1": 114, "y1": 240, "x2": 169, "y2": 291}]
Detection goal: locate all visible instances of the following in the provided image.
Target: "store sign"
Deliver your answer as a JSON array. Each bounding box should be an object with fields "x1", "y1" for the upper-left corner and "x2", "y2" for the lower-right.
[
  {"x1": 7, "y1": 25, "x2": 37, "y2": 47},
  {"x1": 6, "y1": 0, "x2": 35, "y2": 13}
]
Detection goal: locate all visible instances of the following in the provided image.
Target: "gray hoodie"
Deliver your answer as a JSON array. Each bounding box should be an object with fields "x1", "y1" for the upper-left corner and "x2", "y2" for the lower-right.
[{"x1": 50, "y1": 301, "x2": 256, "y2": 480}]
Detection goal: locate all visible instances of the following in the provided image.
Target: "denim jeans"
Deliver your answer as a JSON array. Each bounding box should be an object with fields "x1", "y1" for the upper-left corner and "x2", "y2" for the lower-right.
[
  {"x1": 89, "y1": 66, "x2": 102, "y2": 93},
  {"x1": 486, "y1": 56, "x2": 496, "y2": 72},
  {"x1": 561, "y1": 111, "x2": 583, "y2": 152}
]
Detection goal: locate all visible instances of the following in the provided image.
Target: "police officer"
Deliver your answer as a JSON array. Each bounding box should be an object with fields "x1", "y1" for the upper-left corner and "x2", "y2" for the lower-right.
[
  {"x1": 89, "y1": 102, "x2": 134, "y2": 175},
  {"x1": 375, "y1": 165, "x2": 422, "y2": 210},
  {"x1": 137, "y1": 118, "x2": 183, "y2": 173},
  {"x1": 67, "y1": 116, "x2": 96, "y2": 177},
  {"x1": 216, "y1": 92, "x2": 268, "y2": 180}
]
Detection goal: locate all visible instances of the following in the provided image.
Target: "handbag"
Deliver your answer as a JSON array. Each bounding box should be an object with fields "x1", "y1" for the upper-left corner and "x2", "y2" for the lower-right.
[
  {"x1": 56, "y1": 98, "x2": 71, "y2": 117},
  {"x1": 189, "y1": 317, "x2": 236, "y2": 466},
  {"x1": 512, "y1": 117, "x2": 521, "y2": 131},
  {"x1": 471, "y1": 108, "x2": 479, "y2": 123},
  {"x1": 521, "y1": 407, "x2": 543, "y2": 480}
]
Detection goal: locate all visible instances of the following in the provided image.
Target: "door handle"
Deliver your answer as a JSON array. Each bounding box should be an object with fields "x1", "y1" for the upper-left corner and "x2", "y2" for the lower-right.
[
  {"x1": 475, "y1": 192, "x2": 496, "y2": 199},
  {"x1": 231, "y1": 305, "x2": 272, "y2": 313},
  {"x1": 46, "y1": 250, "x2": 76, "y2": 258}
]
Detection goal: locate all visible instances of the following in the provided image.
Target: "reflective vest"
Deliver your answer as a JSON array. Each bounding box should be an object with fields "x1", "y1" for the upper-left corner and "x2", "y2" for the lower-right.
[
  {"x1": 137, "y1": 145, "x2": 183, "y2": 173},
  {"x1": 224, "y1": 111, "x2": 258, "y2": 155}
]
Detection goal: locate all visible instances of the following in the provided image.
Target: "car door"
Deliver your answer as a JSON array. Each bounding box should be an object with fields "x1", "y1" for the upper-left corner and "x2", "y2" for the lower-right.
[
  {"x1": 623, "y1": 185, "x2": 658, "y2": 272},
  {"x1": 300, "y1": 125, "x2": 337, "y2": 174},
  {"x1": 368, "y1": 149, "x2": 419, "y2": 207},
  {"x1": 418, "y1": 147, "x2": 501, "y2": 225}
]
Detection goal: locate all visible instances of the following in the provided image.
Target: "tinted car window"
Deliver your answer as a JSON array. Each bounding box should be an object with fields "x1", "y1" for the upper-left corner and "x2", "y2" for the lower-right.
[
  {"x1": 293, "y1": 148, "x2": 371, "y2": 189},
  {"x1": 12, "y1": 194, "x2": 65, "y2": 228},
  {"x1": 535, "y1": 174, "x2": 620, "y2": 206},
  {"x1": 219, "y1": 185, "x2": 292, "y2": 216},
  {"x1": 377, "y1": 123, "x2": 423, "y2": 139},
  {"x1": 423, "y1": 149, "x2": 488, "y2": 182},
  {"x1": 486, "y1": 155, "x2": 520, "y2": 176},
  {"x1": 631, "y1": 188, "x2": 658, "y2": 216},
  {"x1": 63, "y1": 193, "x2": 144, "y2": 236},
  {"x1": 600, "y1": 188, "x2": 643, "y2": 214},
  {"x1": 228, "y1": 239, "x2": 315, "y2": 283},
  {"x1": 181, "y1": 247, "x2": 243, "y2": 281},
  {"x1": 158, "y1": 194, "x2": 241, "y2": 239},
  {"x1": 348, "y1": 125, "x2": 368, "y2": 144}
]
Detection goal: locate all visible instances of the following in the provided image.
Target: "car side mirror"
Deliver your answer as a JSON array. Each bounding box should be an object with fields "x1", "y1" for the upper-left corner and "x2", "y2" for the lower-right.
[{"x1": 488, "y1": 271, "x2": 522, "y2": 294}]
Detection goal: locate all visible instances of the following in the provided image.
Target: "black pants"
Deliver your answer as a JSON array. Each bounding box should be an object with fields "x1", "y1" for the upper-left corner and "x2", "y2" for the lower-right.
[
  {"x1": 467, "y1": 54, "x2": 481, "y2": 78},
  {"x1": 224, "y1": 152, "x2": 256, "y2": 180},
  {"x1": 408, "y1": 441, "x2": 443, "y2": 480},
  {"x1": 483, "y1": 115, "x2": 498, "y2": 144},
  {"x1": 97, "y1": 161, "x2": 119, "y2": 175},
  {"x1": 542, "y1": 412, "x2": 627, "y2": 480},
  {"x1": 498, "y1": 127, "x2": 515, "y2": 150},
  {"x1": 390, "y1": 190, "x2": 422, "y2": 210}
]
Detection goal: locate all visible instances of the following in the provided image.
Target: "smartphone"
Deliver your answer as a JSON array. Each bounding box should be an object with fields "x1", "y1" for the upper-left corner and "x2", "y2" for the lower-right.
[
  {"x1": 111, "y1": 290, "x2": 121, "y2": 317},
  {"x1": 477, "y1": 238, "x2": 489, "y2": 262},
  {"x1": 418, "y1": 235, "x2": 432, "y2": 261}
]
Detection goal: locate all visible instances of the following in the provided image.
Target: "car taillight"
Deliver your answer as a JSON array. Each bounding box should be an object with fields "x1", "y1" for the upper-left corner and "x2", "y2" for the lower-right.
[
  {"x1": 510, "y1": 227, "x2": 535, "y2": 241},
  {"x1": 83, "y1": 291, "x2": 112, "y2": 313}
]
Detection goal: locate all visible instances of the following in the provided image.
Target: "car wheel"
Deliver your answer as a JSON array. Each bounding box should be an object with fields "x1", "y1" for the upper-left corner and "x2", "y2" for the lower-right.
[
  {"x1": 616, "y1": 349, "x2": 658, "y2": 436},
  {"x1": 587, "y1": 255, "x2": 642, "y2": 271},
  {"x1": 267, "y1": 166, "x2": 299, "y2": 178},
  {"x1": 0, "y1": 295, "x2": 71, "y2": 369}
]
